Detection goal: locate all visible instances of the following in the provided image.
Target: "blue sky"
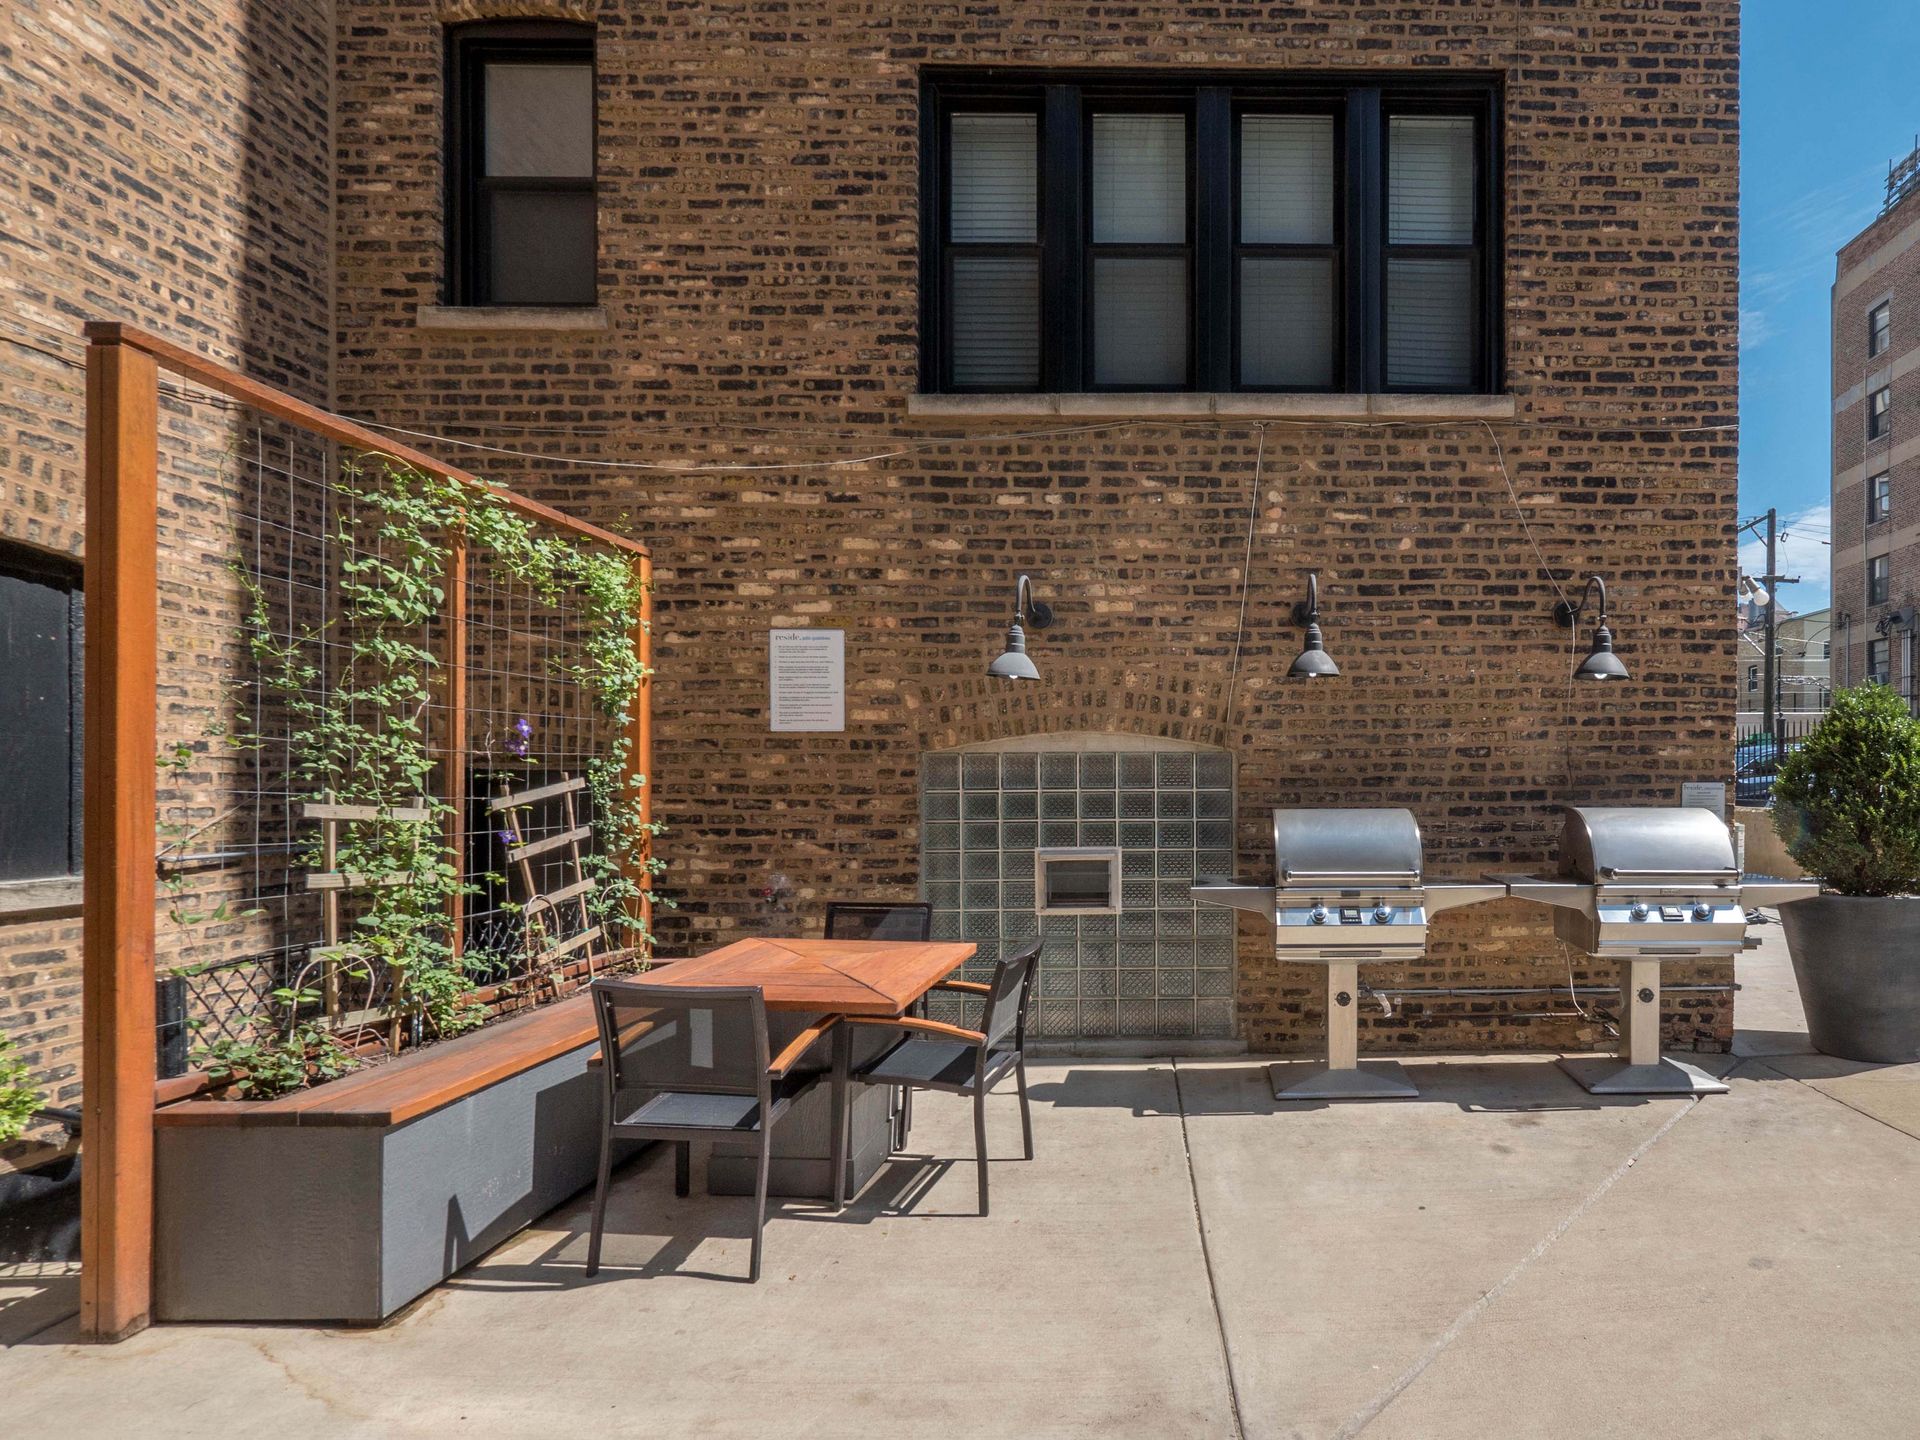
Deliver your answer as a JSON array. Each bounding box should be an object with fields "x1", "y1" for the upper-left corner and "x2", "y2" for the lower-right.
[{"x1": 1740, "y1": 1, "x2": 1920, "y2": 612}]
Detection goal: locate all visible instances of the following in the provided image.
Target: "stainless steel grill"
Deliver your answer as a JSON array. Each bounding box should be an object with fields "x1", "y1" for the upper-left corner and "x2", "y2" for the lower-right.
[
  {"x1": 1193, "y1": 807, "x2": 1505, "y2": 1100},
  {"x1": 1505, "y1": 806, "x2": 1819, "y2": 1095}
]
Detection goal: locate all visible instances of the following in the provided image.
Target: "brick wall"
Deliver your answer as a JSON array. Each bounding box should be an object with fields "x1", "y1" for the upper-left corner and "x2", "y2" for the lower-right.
[
  {"x1": 334, "y1": 0, "x2": 1741, "y2": 1053},
  {"x1": 0, "y1": 0, "x2": 334, "y2": 1158},
  {"x1": 1833, "y1": 182, "x2": 1920, "y2": 699}
]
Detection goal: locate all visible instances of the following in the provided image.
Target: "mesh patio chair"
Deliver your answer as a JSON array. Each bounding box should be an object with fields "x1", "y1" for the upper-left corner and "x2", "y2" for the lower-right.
[
  {"x1": 823, "y1": 900, "x2": 933, "y2": 1147},
  {"x1": 831, "y1": 938, "x2": 1040, "y2": 1216},
  {"x1": 585, "y1": 979, "x2": 837, "y2": 1283},
  {"x1": 822, "y1": 900, "x2": 934, "y2": 943}
]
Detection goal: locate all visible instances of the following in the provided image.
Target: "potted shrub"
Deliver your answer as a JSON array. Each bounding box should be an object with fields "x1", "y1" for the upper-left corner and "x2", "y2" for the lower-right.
[{"x1": 1772, "y1": 683, "x2": 1920, "y2": 1062}]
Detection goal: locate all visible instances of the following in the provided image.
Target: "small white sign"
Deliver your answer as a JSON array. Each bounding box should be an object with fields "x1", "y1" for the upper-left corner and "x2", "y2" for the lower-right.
[
  {"x1": 1680, "y1": 781, "x2": 1726, "y2": 820},
  {"x1": 769, "y1": 628, "x2": 845, "y2": 733}
]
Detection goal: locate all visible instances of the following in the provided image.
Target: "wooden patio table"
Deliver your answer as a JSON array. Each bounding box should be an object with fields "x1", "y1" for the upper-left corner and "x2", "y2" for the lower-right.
[{"x1": 643, "y1": 937, "x2": 975, "y2": 1198}]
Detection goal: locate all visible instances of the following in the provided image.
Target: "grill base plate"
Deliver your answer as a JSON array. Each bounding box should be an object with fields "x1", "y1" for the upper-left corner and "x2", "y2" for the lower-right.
[
  {"x1": 1268, "y1": 1060, "x2": 1420, "y2": 1102},
  {"x1": 1557, "y1": 1056, "x2": 1728, "y2": 1096}
]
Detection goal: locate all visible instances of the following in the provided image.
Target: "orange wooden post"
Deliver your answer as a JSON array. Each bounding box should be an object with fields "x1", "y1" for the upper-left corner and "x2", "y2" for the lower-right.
[
  {"x1": 442, "y1": 533, "x2": 470, "y2": 959},
  {"x1": 81, "y1": 333, "x2": 161, "y2": 1341},
  {"x1": 629, "y1": 552, "x2": 654, "y2": 955}
]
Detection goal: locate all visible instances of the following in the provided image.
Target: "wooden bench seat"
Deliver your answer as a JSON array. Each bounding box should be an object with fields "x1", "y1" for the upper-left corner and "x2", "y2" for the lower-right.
[{"x1": 153, "y1": 992, "x2": 601, "y2": 1130}]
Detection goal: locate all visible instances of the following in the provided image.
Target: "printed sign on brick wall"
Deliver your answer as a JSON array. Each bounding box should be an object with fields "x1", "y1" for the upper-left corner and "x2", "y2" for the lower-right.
[{"x1": 769, "y1": 628, "x2": 845, "y2": 732}]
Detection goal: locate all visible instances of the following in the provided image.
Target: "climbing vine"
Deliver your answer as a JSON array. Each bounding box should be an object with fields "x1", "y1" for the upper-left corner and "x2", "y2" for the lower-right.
[
  {"x1": 0, "y1": 1028, "x2": 41, "y2": 1144},
  {"x1": 196, "y1": 453, "x2": 660, "y2": 1095}
]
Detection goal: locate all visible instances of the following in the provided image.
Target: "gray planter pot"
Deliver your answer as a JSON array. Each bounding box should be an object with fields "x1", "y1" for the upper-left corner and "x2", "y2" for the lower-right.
[{"x1": 1778, "y1": 895, "x2": 1920, "y2": 1064}]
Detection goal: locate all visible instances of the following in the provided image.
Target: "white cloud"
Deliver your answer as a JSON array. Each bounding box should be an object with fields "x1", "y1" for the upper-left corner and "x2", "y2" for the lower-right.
[
  {"x1": 1740, "y1": 307, "x2": 1779, "y2": 352},
  {"x1": 1739, "y1": 503, "x2": 1831, "y2": 612}
]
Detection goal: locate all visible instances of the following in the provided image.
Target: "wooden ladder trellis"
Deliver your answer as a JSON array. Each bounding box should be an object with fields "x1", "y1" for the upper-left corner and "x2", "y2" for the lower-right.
[
  {"x1": 303, "y1": 795, "x2": 433, "y2": 1054},
  {"x1": 488, "y1": 774, "x2": 610, "y2": 991}
]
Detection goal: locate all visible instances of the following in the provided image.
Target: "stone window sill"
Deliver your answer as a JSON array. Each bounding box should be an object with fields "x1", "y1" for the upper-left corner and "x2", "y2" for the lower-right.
[
  {"x1": 416, "y1": 306, "x2": 610, "y2": 333},
  {"x1": 0, "y1": 875, "x2": 82, "y2": 919},
  {"x1": 904, "y1": 393, "x2": 1516, "y2": 422}
]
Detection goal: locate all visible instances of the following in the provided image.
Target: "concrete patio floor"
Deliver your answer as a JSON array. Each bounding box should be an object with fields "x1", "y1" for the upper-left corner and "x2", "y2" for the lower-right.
[{"x1": 8, "y1": 918, "x2": 1920, "y2": 1438}]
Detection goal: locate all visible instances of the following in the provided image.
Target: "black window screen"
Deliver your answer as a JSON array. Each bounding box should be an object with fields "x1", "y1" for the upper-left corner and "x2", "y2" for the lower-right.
[
  {"x1": 448, "y1": 23, "x2": 597, "y2": 306},
  {"x1": 0, "y1": 544, "x2": 82, "y2": 882}
]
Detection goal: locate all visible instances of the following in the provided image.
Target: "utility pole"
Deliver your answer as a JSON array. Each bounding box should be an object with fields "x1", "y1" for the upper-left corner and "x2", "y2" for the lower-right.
[{"x1": 1740, "y1": 507, "x2": 1800, "y2": 741}]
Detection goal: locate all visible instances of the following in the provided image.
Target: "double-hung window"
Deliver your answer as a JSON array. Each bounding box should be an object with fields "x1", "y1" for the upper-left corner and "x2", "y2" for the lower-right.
[
  {"x1": 1869, "y1": 300, "x2": 1892, "y2": 359},
  {"x1": 1869, "y1": 471, "x2": 1892, "y2": 523},
  {"x1": 1868, "y1": 385, "x2": 1892, "y2": 441},
  {"x1": 1869, "y1": 553, "x2": 1892, "y2": 607},
  {"x1": 923, "y1": 73, "x2": 1499, "y2": 395},
  {"x1": 1868, "y1": 637, "x2": 1891, "y2": 683},
  {"x1": 447, "y1": 22, "x2": 597, "y2": 306}
]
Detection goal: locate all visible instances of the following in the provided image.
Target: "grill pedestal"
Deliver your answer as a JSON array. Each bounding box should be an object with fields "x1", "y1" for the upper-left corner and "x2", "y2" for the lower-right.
[
  {"x1": 1270, "y1": 958, "x2": 1419, "y2": 1099},
  {"x1": 1556, "y1": 957, "x2": 1728, "y2": 1096}
]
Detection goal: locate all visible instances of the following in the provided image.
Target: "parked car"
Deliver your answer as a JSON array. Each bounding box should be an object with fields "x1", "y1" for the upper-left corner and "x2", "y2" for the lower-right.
[{"x1": 1735, "y1": 737, "x2": 1792, "y2": 807}]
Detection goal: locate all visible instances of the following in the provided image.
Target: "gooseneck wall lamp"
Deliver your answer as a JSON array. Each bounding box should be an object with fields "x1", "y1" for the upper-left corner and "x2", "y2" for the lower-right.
[
  {"x1": 987, "y1": 573, "x2": 1055, "y2": 681},
  {"x1": 1287, "y1": 572, "x2": 1340, "y2": 680},
  {"x1": 1553, "y1": 574, "x2": 1630, "y2": 681}
]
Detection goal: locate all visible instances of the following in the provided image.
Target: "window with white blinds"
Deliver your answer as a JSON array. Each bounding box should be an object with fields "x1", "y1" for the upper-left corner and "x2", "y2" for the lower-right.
[
  {"x1": 1385, "y1": 115, "x2": 1479, "y2": 389},
  {"x1": 924, "y1": 79, "x2": 1496, "y2": 394},
  {"x1": 1238, "y1": 114, "x2": 1336, "y2": 388},
  {"x1": 1091, "y1": 113, "x2": 1190, "y2": 386},
  {"x1": 947, "y1": 113, "x2": 1041, "y2": 387}
]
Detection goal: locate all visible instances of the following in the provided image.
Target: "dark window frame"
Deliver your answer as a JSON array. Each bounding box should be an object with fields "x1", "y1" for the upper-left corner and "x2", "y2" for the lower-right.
[
  {"x1": 1869, "y1": 470, "x2": 1892, "y2": 523},
  {"x1": 1868, "y1": 385, "x2": 1892, "y2": 441},
  {"x1": 1868, "y1": 636, "x2": 1891, "y2": 683},
  {"x1": 1082, "y1": 95, "x2": 1199, "y2": 393},
  {"x1": 1231, "y1": 97, "x2": 1346, "y2": 392},
  {"x1": 1869, "y1": 300, "x2": 1892, "y2": 358},
  {"x1": 446, "y1": 20, "x2": 598, "y2": 308},
  {"x1": 0, "y1": 542, "x2": 82, "y2": 883},
  {"x1": 919, "y1": 69, "x2": 1503, "y2": 396},
  {"x1": 1868, "y1": 553, "x2": 1892, "y2": 607}
]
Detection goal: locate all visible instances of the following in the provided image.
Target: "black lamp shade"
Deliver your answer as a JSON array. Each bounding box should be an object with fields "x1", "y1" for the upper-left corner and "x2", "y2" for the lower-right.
[
  {"x1": 1287, "y1": 620, "x2": 1339, "y2": 680},
  {"x1": 1575, "y1": 623, "x2": 1629, "y2": 681}
]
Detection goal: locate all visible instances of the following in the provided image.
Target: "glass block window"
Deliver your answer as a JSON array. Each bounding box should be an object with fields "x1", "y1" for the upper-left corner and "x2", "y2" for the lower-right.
[{"x1": 922, "y1": 745, "x2": 1235, "y2": 1039}]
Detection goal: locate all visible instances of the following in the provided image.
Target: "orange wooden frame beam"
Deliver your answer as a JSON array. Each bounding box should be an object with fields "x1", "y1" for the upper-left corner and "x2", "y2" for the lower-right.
[{"x1": 81, "y1": 334, "x2": 161, "y2": 1341}]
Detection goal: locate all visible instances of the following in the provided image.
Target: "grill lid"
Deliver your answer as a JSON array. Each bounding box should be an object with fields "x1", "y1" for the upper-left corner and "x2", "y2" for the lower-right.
[
  {"x1": 1556, "y1": 806, "x2": 1736, "y2": 885},
  {"x1": 1273, "y1": 807, "x2": 1423, "y2": 885}
]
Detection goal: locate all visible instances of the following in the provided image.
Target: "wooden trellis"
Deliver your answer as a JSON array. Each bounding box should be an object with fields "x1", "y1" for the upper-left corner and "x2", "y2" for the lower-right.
[{"x1": 80, "y1": 321, "x2": 654, "y2": 1342}]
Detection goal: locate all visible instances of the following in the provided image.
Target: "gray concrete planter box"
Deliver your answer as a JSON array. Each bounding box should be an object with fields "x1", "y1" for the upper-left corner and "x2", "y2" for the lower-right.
[
  {"x1": 154, "y1": 1003, "x2": 616, "y2": 1324},
  {"x1": 1779, "y1": 895, "x2": 1920, "y2": 1064}
]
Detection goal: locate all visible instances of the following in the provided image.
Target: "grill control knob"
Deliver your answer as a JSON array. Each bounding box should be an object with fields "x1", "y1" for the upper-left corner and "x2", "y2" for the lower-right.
[
  {"x1": 1372, "y1": 906, "x2": 1394, "y2": 924},
  {"x1": 1693, "y1": 903, "x2": 1715, "y2": 922},
  {"x1": 1309, "y1": 905, "x2": 1329, "y2": 925},
  {"x1": 1629, "y1": 903, "x2": 1650, "y2": 921}
]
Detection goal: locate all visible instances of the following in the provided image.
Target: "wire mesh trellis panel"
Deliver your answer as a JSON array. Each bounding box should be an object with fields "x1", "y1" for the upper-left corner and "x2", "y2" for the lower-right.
[{"x1": 149, "y1": 397, "x2": 650, "y2": 1073}]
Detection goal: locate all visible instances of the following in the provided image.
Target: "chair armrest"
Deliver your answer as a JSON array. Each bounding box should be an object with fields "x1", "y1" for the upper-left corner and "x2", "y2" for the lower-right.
[
  {"x1": 931, "y1": 980, "x2": 991, "y2": 997},
  {"x1": 768, "y1": 1016, "x2": 840, "y2": 1077},
  {"x1": 844, "y1": 1014, "x2": 986, "y2": 1045}
]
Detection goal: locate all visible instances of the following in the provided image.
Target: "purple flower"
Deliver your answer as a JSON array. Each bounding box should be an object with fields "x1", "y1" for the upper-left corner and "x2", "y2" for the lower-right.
[
  {"x1": 495, "y1": 829, "x2": 517, "y2": 847},
  {"x1": 505, "y1": 716, "x2": 533, "y2": 759}
]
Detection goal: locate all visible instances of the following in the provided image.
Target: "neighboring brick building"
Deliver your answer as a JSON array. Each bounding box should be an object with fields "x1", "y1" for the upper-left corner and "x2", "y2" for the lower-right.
[
  {"x1": 1833, "y1": 152, "x2": 1920, "y2": 701},
  {"x1": 0, "y1": 1, "x2": 334, "y2": 1160},
  {"x1": 0, "y1": 0, "x2": 1743, "y2": 1157}
]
